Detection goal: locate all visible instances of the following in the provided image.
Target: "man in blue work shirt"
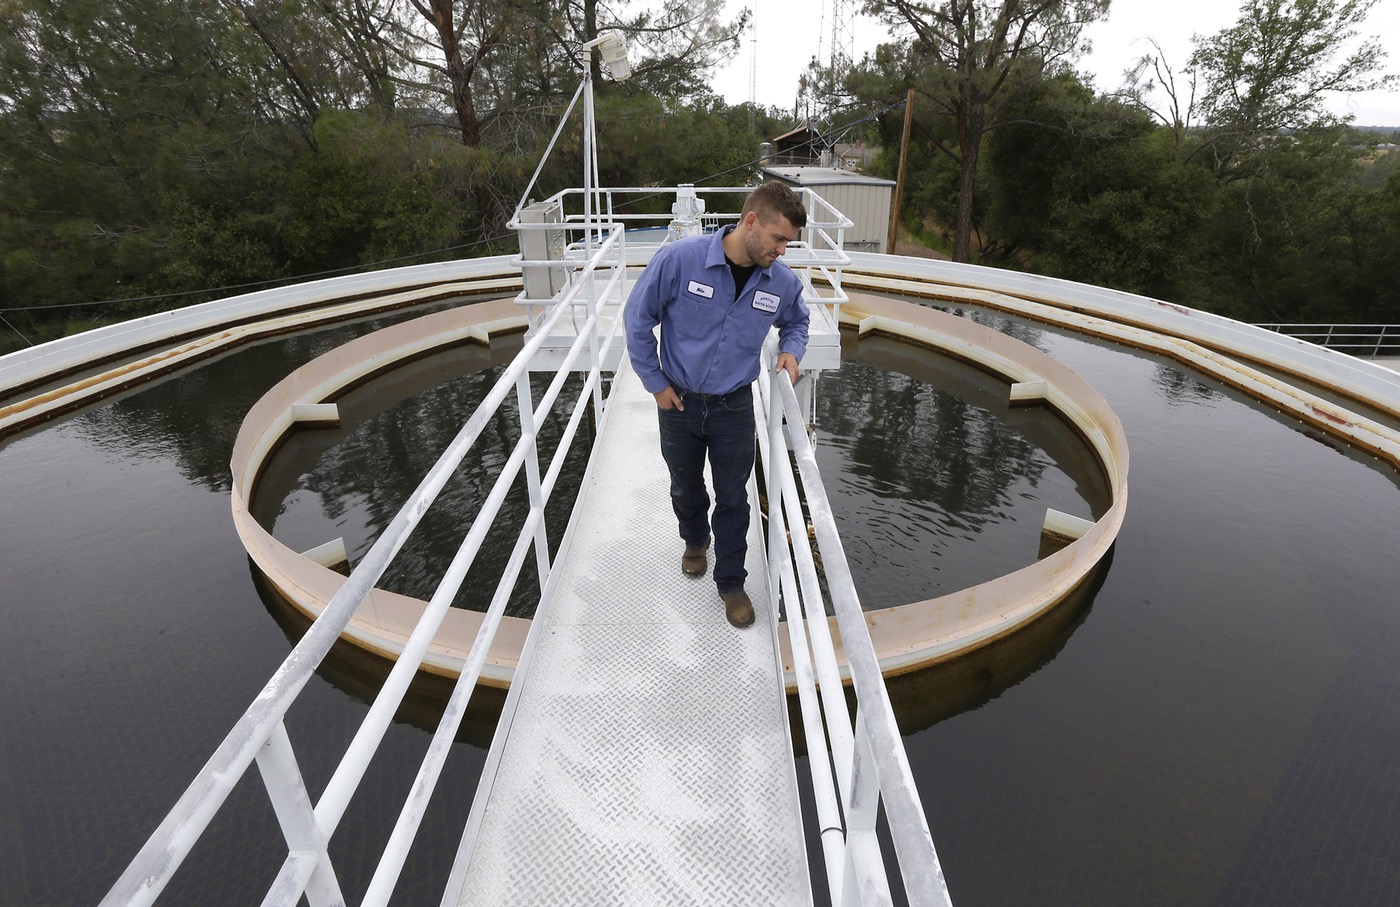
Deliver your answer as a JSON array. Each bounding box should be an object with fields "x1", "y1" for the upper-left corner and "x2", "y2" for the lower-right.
[{"x1": 624, "y1": 181, "x2": 809, "y2": 628}]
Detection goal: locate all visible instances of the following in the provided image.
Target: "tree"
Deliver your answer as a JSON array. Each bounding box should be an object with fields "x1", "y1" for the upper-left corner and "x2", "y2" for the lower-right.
[
  {"x1": 0, "y1": 0, "x2": 302, "y2": 313},
  {"x1": 1127, "y1": 0, "x2": 1397, "y2": 173},
  {"x1": 525, "y1": 93, "x2": 768, "y2": 216},
  {"x1": 372, "y1": 0, "x2": 747, "y2": 233},
  {"x1": 1195, "y1": 0, "x2": 1395, "y2": 133},
  {"x1": 861, "y1": 0, "x2": 1109, "y2": 261},
  {"x1": 565, "y1": 0, "x2": 748, "y2": 101},
  {"x1": 976, "y1": 71, "x2": 1226, "y2": 303},
  {"x1": 375, "y1": 0, "x2": 536, "y2": 231},
  {"x1": 226, "y1": 0, "x2": 404, "y2": 127}
]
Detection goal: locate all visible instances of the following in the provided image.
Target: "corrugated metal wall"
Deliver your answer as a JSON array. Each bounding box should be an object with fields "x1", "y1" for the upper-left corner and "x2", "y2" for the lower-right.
[
  {"x1": 764, "y1": 169, "x2": 894, "y2": 254},
  {"x1": 813, "y1": 183, "x2": 893, "y2": 253}
]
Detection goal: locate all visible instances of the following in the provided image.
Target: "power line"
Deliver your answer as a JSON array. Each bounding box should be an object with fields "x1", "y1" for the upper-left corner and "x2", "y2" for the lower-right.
[{"x1": 0, "y1": 312, "x2": 34, "y2": 347}]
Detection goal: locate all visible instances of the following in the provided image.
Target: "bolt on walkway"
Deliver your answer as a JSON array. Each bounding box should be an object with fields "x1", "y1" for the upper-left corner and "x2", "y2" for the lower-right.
[{"x1": 442, "y1": 364, "x2": 810, "y2": 905}]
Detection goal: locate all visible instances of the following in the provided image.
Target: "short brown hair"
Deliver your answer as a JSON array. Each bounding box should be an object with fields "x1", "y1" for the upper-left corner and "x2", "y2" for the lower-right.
[{"x1": 742, "y1": 180, "x2": 807, "y2": 229}]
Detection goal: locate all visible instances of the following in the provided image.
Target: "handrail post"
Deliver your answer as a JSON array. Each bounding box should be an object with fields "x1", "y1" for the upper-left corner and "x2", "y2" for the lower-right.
[
  {"x1": 840, "y1": 709, "x2": 894, "y2": 906},
  {"x1": 585, "y1": 232, "x2": 605, "y2": 411},
  {"x1": 518, "y1": 362, "x2": 550, "y2": 592},
  {"x1": 256, "y1": 722, "x2": 343, "y2": 907}
]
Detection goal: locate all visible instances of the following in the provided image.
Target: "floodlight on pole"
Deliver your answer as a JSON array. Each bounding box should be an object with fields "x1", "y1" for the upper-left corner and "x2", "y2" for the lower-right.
[
  {"x1": 582, "y1": 30, "x2": 631, "y2": 82},
  {"x1": 575, "y1": 30, "x2": 631, "y2": 255},
  {"x1": 509, "y1": 30, "x2": 632, "y2": 256}
]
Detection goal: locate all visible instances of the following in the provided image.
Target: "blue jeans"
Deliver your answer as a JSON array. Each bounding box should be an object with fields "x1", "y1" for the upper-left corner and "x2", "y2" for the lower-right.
[{"x1": 657, "y1": 387, "x2": 756, "y2": 593}]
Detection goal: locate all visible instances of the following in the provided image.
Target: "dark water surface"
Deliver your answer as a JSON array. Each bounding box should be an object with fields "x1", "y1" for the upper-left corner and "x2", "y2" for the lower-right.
[{"x1": 2, "y1": 297, "x2": 1398, "y2": 905}]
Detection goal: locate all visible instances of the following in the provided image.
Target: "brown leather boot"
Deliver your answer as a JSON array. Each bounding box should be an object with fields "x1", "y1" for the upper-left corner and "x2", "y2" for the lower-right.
[
  {"x1": 681, "y1": 540, "x2": 709, "y2": 576},
  {"x1": 720, "y1": 589, "x2": 754, "y2": 628}
]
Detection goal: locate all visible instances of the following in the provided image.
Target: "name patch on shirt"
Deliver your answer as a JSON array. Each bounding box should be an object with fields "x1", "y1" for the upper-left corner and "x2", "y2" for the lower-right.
[
  {"x1": 687, "y1": 280, "x2": 714, "y2": 299},
  {"x1": 751, "y1": 290, "x2": 780, "y2": 314}
]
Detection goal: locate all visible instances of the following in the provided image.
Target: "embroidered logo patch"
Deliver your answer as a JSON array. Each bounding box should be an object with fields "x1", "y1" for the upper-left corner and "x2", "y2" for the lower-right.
[
  {"x1": 687, "y1": 280, "x2": 714, "y2": 299},
  {"x1": 751, "y1": 290, "x2": 780, "y2": 313}
]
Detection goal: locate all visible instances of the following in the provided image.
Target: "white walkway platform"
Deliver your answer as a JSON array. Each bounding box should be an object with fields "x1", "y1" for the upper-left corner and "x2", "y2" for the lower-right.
[{"x1": 444, "y1": 365, "x2": 812, "y2": 906}]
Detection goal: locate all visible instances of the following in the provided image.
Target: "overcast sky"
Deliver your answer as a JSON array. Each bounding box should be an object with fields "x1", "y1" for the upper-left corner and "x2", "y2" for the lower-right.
[{"x1": 709, "y1": 0, "x2": 1400, "y2": 126}]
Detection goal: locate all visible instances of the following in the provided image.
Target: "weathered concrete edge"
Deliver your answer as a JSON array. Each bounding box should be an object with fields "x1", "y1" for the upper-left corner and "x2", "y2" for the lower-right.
[
  {"x1": 230, "y1": 292, "x2": 1131, "y2": 691},
  {"x1": 228, "y1": 299, "x2": 532, "y2": 688},
  {"x1": 827, "y1": 295, "x2": 1131, "y2": 681}
]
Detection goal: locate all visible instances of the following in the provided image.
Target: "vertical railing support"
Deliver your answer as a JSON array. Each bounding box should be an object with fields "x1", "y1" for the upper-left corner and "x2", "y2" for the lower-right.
[
  {"x1": 839, "y1": 710, "x2": 894, "y2": 906},
  {"x1": 517, "y1": 369, "x2": 551, "y2": 592},
  {"x1": 256, "y1": 723, "x2": 343, "y2": 907},
  {"x1": 586, "y1": 237, "x2": 605, "y2": 413}
]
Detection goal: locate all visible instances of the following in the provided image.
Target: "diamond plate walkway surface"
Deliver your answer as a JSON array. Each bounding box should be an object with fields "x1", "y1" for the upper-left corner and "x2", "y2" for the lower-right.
[{"x1": 445, "y1": 364, "x2": 812, "y2": 906}]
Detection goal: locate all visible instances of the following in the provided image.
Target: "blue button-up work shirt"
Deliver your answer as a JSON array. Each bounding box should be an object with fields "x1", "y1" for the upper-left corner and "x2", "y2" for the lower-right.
[{"x1": 625, "y1": 225, "x2": 809, "y2": 396}]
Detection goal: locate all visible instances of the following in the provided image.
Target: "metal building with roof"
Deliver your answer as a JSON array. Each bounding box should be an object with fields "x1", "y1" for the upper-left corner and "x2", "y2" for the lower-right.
[{"x1": 761, "y1": 165, "x2": 896, "y2": 253}]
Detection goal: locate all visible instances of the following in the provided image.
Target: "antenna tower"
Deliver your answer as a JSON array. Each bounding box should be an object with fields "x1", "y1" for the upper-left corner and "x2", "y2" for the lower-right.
[
  {"x1": 830, "y1": 0, "x2": 854, "y2": 92},
  {"x1": 747, "y1": 1, "x2": 756, "y2": 132}
]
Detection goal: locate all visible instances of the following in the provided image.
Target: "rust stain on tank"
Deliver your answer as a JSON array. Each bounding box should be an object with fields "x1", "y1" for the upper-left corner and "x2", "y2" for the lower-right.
[{"x1": 1308, "y1": 404, "x2": 1355, "y2": 428}]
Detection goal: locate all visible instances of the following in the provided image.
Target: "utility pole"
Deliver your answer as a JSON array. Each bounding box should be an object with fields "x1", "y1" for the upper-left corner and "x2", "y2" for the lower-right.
[{"x1": 887, "y1": 89, "x2": 914, "y2": 254}]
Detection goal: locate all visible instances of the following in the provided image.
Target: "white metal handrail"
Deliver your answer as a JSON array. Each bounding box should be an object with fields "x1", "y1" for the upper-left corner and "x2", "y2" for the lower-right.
[
  {"x1": 1256, "y1": 323, "x2": 1400, "y2": 356},
  {"x1": 510, "y1": 185, "x2": 853, "y2": 323},
  {"x1": 757, "y1": 346, "x2": 954, "y2": 906},
  {"x1": 101, "y1": 229, "x2": 631, "y2": 907}
]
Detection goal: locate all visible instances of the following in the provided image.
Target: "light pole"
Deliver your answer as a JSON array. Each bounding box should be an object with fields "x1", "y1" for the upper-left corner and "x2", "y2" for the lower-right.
[{"x1": 577, "y1": 31, "x2": 631, "y2": 253}]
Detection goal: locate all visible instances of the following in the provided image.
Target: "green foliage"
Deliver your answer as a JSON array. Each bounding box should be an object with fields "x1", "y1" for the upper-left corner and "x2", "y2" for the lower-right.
[
  {"x1": 855, "y1": 0, "x2": 1399, "y2": 326},
  {"x1": 900, "y1": 214, "x2": 955, "y2": 258},
  {"x1": 0, "y1": 0, "x2": 764, "y2": 342},
  {"x1": 150, "y1": 195, "x2": 281, "y2": 307},
  {"x1": 283, "y1": 112, "x2": 429, "y2": 270},
  {"x1": 529, "y1": 92, "x2": 767, "y2": 216},
  {"x1": 1192, "y1": 0, "x2": 1396, "y2": 136},
  {"x1": 0, "y1": 0, "x2": 1395, "y2": 346},
  {"x1": 856, "y1": 0, "x2": 1112, "y2": 260},
  {"x1": 1201, "y1": 127, "x2": 1393, "y2": 322},
  {"x1": 0, "y1": 0, "x2": 306, "y2": 318}
]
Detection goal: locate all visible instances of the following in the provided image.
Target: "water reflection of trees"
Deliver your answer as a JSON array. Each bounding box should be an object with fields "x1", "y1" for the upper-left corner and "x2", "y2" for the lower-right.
[
  {"x1": 73, "y1": 295, "x2": 1089, "y2": 618},
  {"x1": 67, "y1": 310, "x2": 458, "y2": 493},
  {"x1": 816, "y1": 358, "x2": 1051, "y2": 531},
  {"x1": 292, "y1": 367, "x2": 591, "y2": 616},
  {"x1": 812, "y1": 352, "x2": 1067, "y2": 608},
  {"x1": 1152, "y1": 361, "x2": 1221, "y2": 406},
  {"x1": 72, "y1": 331, "x2": 372, "y2": 494}
]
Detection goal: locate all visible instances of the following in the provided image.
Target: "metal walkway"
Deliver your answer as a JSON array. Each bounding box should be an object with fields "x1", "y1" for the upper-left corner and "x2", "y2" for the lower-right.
[
  {"x1": 100, "y1": 167, "x2": 953, "y2": 903},
  {"x1": 443, "y1": 365, "x2": 809, "y2": 905}
]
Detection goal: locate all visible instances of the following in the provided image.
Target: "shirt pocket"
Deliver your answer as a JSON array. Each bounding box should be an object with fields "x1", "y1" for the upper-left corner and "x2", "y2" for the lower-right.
[
  {"x1": 734, "y1": 291, "x2": 779, "y2": 341},
  {"x1": 674, "y1": 287, "x2": 726, "y2": 341}
]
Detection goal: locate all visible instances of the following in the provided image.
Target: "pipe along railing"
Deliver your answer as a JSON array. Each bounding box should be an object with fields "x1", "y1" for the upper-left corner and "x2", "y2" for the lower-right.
[
  {"x1": 757, "y1": 342, "x2": 953, "y2": 907},
  {"x1": 101, "y1": 227, "x2": 630, "y2": 907}
]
